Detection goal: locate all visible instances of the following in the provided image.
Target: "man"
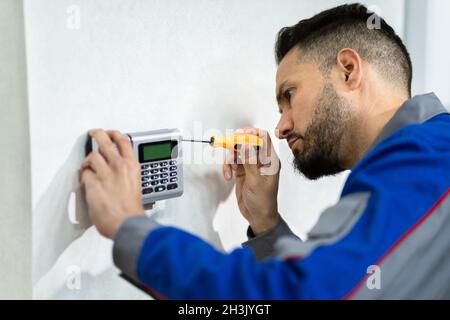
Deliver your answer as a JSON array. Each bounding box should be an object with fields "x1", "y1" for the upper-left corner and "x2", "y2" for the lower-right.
[{"x1": 80, "y1": 4, "x2": 450, "y2": 299}]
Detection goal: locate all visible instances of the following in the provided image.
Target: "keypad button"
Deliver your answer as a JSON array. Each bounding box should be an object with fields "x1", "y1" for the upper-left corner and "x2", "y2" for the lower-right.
[
  {"x1": 142, "y1": 182, "x2": 150, "y2": 188},
  {"x1": 142, "y1": 188, "x2": 153, "y2": 194},
  {"x1": 160, "y1": 161, "x2": 168, "y2": 167},
  {"x1": 170, "y1": 177, "x2": 178, "y2": 183},
  {"x1": 169, "y1": 160, "x2": 177, "y2": 165},
  {"x1": 151, "y1": 181, "x2": 159, "y2": 186},
  {"x1": 150, "y1": 163, "x2": 159, "y2": 168},
  {"x1": 169, "y1": 172, "x2": 177, "y2": 177},
  {"x1": 142, "y1": 176, "x2": 150, "y2": 182},
  {"x1": 151, "y1": 175, "x2": 159, "y2": 180},
  {"x1": 167, "y1": 183, "x2": 178, "y2": 190},
  {"x1": 155, "y1": 186, "x2": 166, "y2": 192},
  {"x1": 160, "y1": 173, "x2": 168, "y2": 178},
  {"x1": 142, "y1": 170, "x2": 149, "y2": 175},
  {"x1": 150, "y1": 169, "x2": 159, "y2": 174},
  {"x1": 160, "y1": 168, "x2": 168, "y2": 173},
  {"x1": 161, "y1": 179, "x2": 168, "y2": 184},
  {"x1": 169, "y1": 166, "x2": 177, "y2": 171},
  {"x1": 141, "y1": 164, "x2": 149, "y2": 170}
]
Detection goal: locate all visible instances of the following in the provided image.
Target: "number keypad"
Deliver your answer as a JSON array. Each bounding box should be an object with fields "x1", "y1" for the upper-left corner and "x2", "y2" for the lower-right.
[{"x1": 141, "y1": 160, "x2": 178, "y2": 194}]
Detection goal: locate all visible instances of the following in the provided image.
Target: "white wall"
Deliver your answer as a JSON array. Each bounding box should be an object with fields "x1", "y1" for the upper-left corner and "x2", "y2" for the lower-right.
[
  {"x1": 7, "y1": 0, "x2": 408, "y2": 299},
  {"x1": 0, "y1": 0, "x2": 31, "y2": 299},
  {"x1": 405, "y1": 0, "x2": 450, "y2": 108}
]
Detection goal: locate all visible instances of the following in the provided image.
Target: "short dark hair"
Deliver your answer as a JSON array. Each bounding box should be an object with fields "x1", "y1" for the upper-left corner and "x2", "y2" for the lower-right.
[{"x1": 275, "y1": 3, "x2": 412, "y2": 96}]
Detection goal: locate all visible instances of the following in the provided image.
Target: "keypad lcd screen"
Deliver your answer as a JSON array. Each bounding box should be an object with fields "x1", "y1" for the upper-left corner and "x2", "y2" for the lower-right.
[{"x1": 139, "y1": 141, "x2": 177, "y2": 163}]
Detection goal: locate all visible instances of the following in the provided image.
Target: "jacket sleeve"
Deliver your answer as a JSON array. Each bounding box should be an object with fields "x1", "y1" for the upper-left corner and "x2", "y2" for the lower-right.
[
  {"x1": 113, "y1": 215, "x2": 309, "y2": 299},
  {"x1": 242, "y1": 218, "x2": 298, "y2": 262}
]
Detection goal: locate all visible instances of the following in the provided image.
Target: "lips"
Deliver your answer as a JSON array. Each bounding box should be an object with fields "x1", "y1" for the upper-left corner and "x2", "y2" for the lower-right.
[{"x1": 288, "y1": 137, "x2": 299, "y2": 149}]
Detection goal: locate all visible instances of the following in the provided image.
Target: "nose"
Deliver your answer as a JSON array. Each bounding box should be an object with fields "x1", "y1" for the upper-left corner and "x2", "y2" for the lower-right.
[{"x1": 275, "y1": 112, "x2": 293, "y2": 139}]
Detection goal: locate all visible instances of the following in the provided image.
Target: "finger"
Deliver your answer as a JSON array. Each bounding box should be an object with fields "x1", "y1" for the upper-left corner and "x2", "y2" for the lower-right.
[
  {"x1": 80, "y1": 151, "x2": 110, "y2": 179},
  {"x1": 243, "y1": 127, "x2": 258, "y2": 135},
  {"x1": 234, "y1": 126, "x2": 254, "y2": 136},
  {"x1": 260, "y1": 158, "x2": 280, "y2": 176},
  {"x1": 257, "y1": 129, "x2": 273, "y2": 166},
  {"x1": 237, "y1": 128, "x2": 266, "y2": 167},
  {"x1": 242, "y1": 128, "x2": 274, "y2": 167},
  {"x1": 235, "y1": 170, "x2": 242, "y2": 198},
  {"x1": 234, "y1": 127, "x2": 261, "y2": 167},
  {"x1": 240, "y1": 127, "x2": 270, "y2": 142},
  {"x1": 80, "y1": 167, "x2": 99, "y2": 189},
  {"x1": 233, "y1": 128, "x2": 248, "y2": 164},
  {"x1": 223, "y1": 151, "x2": 235, "y2": 180},
  {"x1": 88, "y1": 129, "x2": 119, "y2": 163},
  {"x1": 256, "y1": 129, "x2": 281, "y2": 176},
  {"x1": 223, "y1": 147, "x2": 238, "y2": 169},
  {"x1": 235, "y1": 167, "x2": 245, "y2": 179},
  {"x1": 107, "y1": 130, "x2": 134, "y2": 159},
  {"x1": 239, "y1": 144, "x2": 259, "y2": 177},
  {"x1": 80, "y1": 152, "x2": 109, "y2": 179},
  {"x1": 223, "y1": 163, "x2": 232, "y2": 181}
]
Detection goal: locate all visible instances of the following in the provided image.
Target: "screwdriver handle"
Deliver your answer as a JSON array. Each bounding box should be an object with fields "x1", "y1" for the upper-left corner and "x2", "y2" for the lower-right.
[{"x1": 211, "y1": 134, "x2": 263, "y2": 152}]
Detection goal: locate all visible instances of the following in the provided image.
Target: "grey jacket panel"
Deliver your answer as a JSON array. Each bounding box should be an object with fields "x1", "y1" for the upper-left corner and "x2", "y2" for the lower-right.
[
  {"x1": 350, "y1": 192, "x2": 450, "y2": 300},
  {"x1": 242, "y1": 193, "x2": 370, "y2": 262},
  {"x1": 274, "y1": 192, "x2": 370, "y2": 260},
  {"x1": 113, "y1": 215, "x2": 161, "y2": 282},
  {"x1": 242, "y1": 218, "x2": 297, "y2": 262},
  {"x1": 372, "y1": 92, "x2": 448, "y2": 147}
]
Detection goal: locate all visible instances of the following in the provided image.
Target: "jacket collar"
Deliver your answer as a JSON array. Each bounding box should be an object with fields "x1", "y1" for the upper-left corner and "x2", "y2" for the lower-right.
[{"x1": 372, "y1": 92, "x2": 449, "y2": 146}]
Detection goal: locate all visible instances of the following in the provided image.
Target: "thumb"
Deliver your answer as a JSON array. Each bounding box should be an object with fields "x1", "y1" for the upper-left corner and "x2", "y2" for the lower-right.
[{"x1": 240, "y1": 144, "x2": 259, "y2": 182}]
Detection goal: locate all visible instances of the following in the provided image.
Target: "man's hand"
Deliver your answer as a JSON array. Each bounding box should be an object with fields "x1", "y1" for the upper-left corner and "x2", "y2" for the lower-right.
[
  {"x1": 79, "y1": 129, "x2": 144, "y2": 239},
  {"x1": 223, "y1": 128, "x2": 281, "y2": 235}
]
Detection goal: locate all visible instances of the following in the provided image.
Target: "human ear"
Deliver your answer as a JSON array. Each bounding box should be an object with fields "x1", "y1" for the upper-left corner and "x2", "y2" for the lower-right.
[{"x1": 336, "y1": 48, "x2": 362, "y2": 90}]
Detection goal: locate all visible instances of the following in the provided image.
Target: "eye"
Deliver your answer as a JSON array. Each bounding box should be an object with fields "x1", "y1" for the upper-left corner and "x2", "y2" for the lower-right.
[{"x1": 284, "y1": 89, "x2": 294, "y2": 103}]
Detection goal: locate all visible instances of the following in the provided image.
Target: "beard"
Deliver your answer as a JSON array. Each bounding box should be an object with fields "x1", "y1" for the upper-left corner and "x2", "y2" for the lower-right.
[{"x1": 292, "y1": 83, "x2": 353, "y2": 180}]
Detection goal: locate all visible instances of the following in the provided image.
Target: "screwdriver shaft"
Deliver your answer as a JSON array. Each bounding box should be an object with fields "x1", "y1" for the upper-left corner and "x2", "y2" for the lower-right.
[{"x1": 182, "y1": 139, "x2": 211, "y2": 144}]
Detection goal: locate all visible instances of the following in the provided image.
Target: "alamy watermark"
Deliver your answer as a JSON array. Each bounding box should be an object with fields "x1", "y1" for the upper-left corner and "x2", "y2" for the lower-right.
[
  {"x1": 66, "y1": 264, "x2": 81, "y2": 290},
  {"x1": 366, "y1": 5, "x2": 382, "y2": 30},
  {"x1": 66, "y1": 4, "x2": 81, "y2": 30},
  {"x1": 366, "y1": 264, "x2": 381, "y2": 290}
]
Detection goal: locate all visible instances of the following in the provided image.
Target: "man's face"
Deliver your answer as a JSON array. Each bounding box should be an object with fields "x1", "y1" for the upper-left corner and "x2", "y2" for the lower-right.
[{"x1": 275, "y1": 47, "x2": 354, "y2": 180}]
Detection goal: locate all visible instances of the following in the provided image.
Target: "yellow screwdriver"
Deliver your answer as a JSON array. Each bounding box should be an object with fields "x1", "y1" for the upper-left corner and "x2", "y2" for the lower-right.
[{"x1": 183, "y1": 134, "x2": 263, "y2": 152}]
